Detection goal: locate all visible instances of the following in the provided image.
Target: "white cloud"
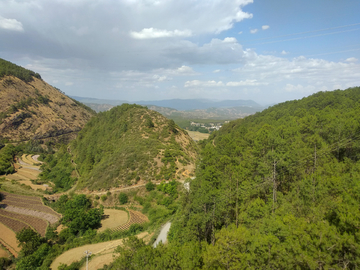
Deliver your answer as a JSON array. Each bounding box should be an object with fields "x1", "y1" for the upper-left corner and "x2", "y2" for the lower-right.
[
  {"x1": 185, "y1": 80, "x2": 224, "y2": 87},
  {"x1": 345, "y1": 57, "x2": 358, "y2": 62},
  {"x1": 0, "y1": 16, "x2": 24, "y2": 31},
  {"x1": 226, "y1": 79, "x2": 267, "y2": 86},
  {"x1": 165, "y1": 37, "x2": 246, "y2": 65},
  {"x1": 262, "y1": 25, "x2": 270, "y2": 30},
  {"x1": 238, "y1": 31, "x2": 243, "y2": 34},
  {"x1": 130, "y1": 28, "x2": 192, "y2": 39},
  {"x1": 65, "y1": 82, "x2": 73, "y2": 86},
  {"x1": 213, "y1": 69, "x2": 221, "y2": 73},
  {"x1": 250, "y1": 29, "x2": 258, "y2": 34},
  {"x1": 281, "y1": 50, "x2": 289, "y2": 55}
]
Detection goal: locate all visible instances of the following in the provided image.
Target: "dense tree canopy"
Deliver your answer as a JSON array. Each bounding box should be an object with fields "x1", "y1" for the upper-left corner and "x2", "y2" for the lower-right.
[{"x1": 107, "y1": 87, "x2": 360, "y2": 269}]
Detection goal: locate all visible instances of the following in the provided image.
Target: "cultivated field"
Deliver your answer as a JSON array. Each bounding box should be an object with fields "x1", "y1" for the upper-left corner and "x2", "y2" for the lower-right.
[
  {"x1": 0, "y1": 191, "x2": 62, "y2": 257},
  {"x1": 111, "y1": 209, "x2": 149, "y2": 232},
  {"x1": 0, "y1": 209, "x2": 48, "y2": 236},
  {"x1": 186, "y1": 130, "x2": 210, "y2": 141},
  {"x1": 98, "y1": 209, "x2": 128, "y2": 233},
  {"x1": 0, "y1": 246, "x2": 9, "y2": 258},
  {"x1": 4, "y1": 154, "x2": 46, "y2": 191},
  {"x1": 0, "y1": 223, "x2": 21, "y2": 257},
  {"x1": 51, "y1": 231, "x2": 151, "y2": 270}
]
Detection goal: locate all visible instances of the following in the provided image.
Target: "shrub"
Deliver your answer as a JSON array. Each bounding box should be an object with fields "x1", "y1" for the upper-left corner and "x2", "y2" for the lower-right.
[
  {"x1": 118, "y1": 193, "x2": 128, "y2": 204},
  {"x1": 145, "y1": 182, "x2": 155, "y2": 192},
  {"x1": 100, "y1": 195, "x2": 107, "y2": 201}
]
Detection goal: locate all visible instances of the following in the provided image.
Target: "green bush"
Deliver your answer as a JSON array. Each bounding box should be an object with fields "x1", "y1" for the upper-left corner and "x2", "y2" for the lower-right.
[
  {"x1": 145, "y1": 182, "x2": 155, "y2": 191},
  {"x1": 118, "y1": 192, "x2": 128, "y2": 204}
]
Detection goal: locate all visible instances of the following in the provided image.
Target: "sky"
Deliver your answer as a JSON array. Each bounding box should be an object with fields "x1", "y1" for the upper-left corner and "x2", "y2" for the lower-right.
[{"x1": 0, "y1": 0, "x2": 359, "y2": 105}]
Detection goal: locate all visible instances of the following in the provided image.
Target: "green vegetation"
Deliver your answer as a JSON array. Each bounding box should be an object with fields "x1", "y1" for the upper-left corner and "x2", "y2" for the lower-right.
[
  {"x1": 0, "y1": 144, "x2": 16, "y2": 175},
  {"x1": 39, "y1": 146, "x2": 77, "y2": 192},
  {"x1": 0, "y1": 58, "x2": 41, "y2": 82},
  {"x1": 145, "y1": 182, "x2": 155, "y2": 191},
  {"x1": 104, "y1": 87, "x2": 360, "y2": 269},
  {"x1": 70, "y1": 104, "x2": 197, "y2": 190},
  {"x1": 52, "y1": 194, "x2": 103, "y2": 235},
  {"x1": 118, "y1": 192, "x2": 128, "y2": 204}
]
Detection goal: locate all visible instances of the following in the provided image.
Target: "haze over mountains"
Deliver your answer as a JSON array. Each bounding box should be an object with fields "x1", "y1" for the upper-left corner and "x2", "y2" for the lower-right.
[{"x1": 72, "y1": 96, "x2": 266, "y2": 119}]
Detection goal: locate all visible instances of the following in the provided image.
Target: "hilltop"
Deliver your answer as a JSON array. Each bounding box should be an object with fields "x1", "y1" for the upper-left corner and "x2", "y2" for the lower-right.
[
  {"x1": 93, "y1": 87, "x2": 360, "y2": 269},
  {"x1": 70, "y1": 104, "x2": 198, "y2": 190},
  {"x1": 0, "y1": 58, "x2": 95, "y2": 142}
]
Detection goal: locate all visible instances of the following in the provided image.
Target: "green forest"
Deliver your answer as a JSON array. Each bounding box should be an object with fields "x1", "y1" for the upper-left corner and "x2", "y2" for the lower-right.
[
  {"x1": 102, "y1": 87, "x2": 360, "y2": 269},
  {"x1": 2, "y1": 87, "x2": 360, "y2": 269},
  {"x1": 69, "y1": 104, "x2": 197, "y2": 190}
]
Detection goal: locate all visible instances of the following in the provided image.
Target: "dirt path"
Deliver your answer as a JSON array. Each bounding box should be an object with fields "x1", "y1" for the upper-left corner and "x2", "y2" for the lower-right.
[
  {"x1": 51, "y1": 232, "x2": 149, "y2": 270},
  {"x1": 0, "y1": 223, "x2": 20, "y2": 258}
]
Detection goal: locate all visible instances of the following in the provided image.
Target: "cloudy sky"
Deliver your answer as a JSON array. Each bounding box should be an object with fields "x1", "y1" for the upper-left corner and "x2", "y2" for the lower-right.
[{"x1": 1, "y1": 0, "x2": 359, "y2": 105}]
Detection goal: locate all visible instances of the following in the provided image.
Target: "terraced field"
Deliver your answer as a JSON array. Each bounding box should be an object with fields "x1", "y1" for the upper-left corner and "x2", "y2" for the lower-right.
[
  {"x1": 0, "y1": 191, "x2": 61, "y2": 257},
  {"x1": 0, "y1": 209, "x2": 48, "y2": 236},
  {"x1": 111, "y1": 209, "x2": 149, "y2": 232},
  {"x1": 4, "y1": 154, "x2": 46, "y2": 191}
]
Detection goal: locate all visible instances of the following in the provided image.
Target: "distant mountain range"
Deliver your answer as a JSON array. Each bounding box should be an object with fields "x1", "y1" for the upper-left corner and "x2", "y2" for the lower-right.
[{"x1": 71, "y1": 96, "x2": 266, "y2": 119}]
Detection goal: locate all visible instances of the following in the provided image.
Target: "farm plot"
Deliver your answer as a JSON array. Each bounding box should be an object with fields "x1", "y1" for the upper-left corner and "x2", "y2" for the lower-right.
[
  {"x1": 0, "y1": 214, "x2": 30, "y2": 233},
  {"x1": 0, "y1": 209, "x2": 48, "y2": 236},
  {"x1": 0, "y1": 223, "x2": 20, "y2": 258},
  {"x1": 98, "y1": 209, "x2": 128, "y2": 233},
  {"x1": 111, "y1": 210, "x2": 148, "y2": 232},
  {"x1": 51, "y1": 231, "x2": 150, "y2": 270},
  {"x1": 0, "y1": 191, "x2": 60, "y2": 223},
  {"x1": 0, "y1": 192, "x2": 61, "y2": 220}
]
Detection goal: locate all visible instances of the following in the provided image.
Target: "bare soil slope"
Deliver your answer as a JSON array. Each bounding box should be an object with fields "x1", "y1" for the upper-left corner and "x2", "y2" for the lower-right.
[{"x1": 0, "y1": 75, "x2": 95, "y2": 141}]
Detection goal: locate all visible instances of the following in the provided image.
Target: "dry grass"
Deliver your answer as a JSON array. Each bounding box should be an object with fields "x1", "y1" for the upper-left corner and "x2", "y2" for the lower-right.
[
  {"x1": 98, "y1": 209, "x2": 128, "y2": 233},
  {"x1": 0, "y1": 246, "x2": 9, "y2": 258},
  {"x1": 0, "y1": 223, "x2": 20, "y2": 257},
  {"x1": 51, "y1": 232, "x2": 150, "y2": 270},
  {"x1": 0, "y1": 178, "x2": 43, "y2": 196},
  {"x1": 185, "y1": 130, "x2": 210, "y2": 141}
]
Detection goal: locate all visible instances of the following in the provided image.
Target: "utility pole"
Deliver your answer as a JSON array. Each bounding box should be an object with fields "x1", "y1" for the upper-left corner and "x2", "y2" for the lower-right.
[{"x1": 84, "y1": 250, "x2": 92, "y2": 270}]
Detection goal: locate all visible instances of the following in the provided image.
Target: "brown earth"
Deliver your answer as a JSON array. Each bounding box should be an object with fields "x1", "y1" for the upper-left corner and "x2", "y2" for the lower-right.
[
  {"x1": 4, "y1": 154, "x2": 47, "y2": 191},
  {"x1": 0, "y1": 223, "x2": 20, "y2": 258},
  {"x1": 98, "y1": 209, "x2": 128, "y2": 233},
  {"x1": 51, "y1": 231, "x2": 150, "y2": 270},
  {"x1": 0, "y1": 75, "x2": 95, "y2": 142},
  {"x1": 0, "y1": 247, "x2": 9, "y2": 258},
  {"x1": 185, "y1": 130, "x2": 210, "y2": 141}
]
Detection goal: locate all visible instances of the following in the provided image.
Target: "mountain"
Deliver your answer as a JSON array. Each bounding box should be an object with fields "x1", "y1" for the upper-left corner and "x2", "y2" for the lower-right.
[
  {"x1": 0, "y1": 58, "x2": 95, "y2": 142},
  {"x1": 70, "y1": 104, "x2": 198, "y2": 190},
  {"x1": 136, "y1": 98, "x2": 262, "y2": 111},
  {"x1": 70, "y1": 96, "x2": 127, "y2": 106},
  {"x1": 71, "y1": 96, "x2": 264, "y2": 112}
]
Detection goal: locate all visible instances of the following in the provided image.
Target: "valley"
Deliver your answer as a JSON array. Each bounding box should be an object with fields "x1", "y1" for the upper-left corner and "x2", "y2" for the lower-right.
[{"x1": 1, "y1": 59, "x2": 360, "y2": 269}]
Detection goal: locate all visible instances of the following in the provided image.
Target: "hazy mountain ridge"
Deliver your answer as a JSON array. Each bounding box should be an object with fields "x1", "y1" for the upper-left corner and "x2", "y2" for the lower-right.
[
  {"x1": 73, "y1": 96, "x2": 265, "y2": 120},
  {"x1": 71, "y1": 96, "x2": 263, "y2": 110}
]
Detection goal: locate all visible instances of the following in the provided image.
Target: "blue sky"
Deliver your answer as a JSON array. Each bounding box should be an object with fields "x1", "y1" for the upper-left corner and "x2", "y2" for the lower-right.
[{"x1": 0, "y1": 0, "x2": 359, "y2": 105}]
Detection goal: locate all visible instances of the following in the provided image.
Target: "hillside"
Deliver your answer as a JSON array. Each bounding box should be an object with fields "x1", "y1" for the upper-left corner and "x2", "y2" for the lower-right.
[
  {"x1": 71, "y1": 104, "x2": 198, "y2": 190},
  {"x1": 0, "y1": 58, "x2": 95, "y2": 142},
  {"x1": 106, "y1": 87, "x2": 360, "y2": 269}
]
